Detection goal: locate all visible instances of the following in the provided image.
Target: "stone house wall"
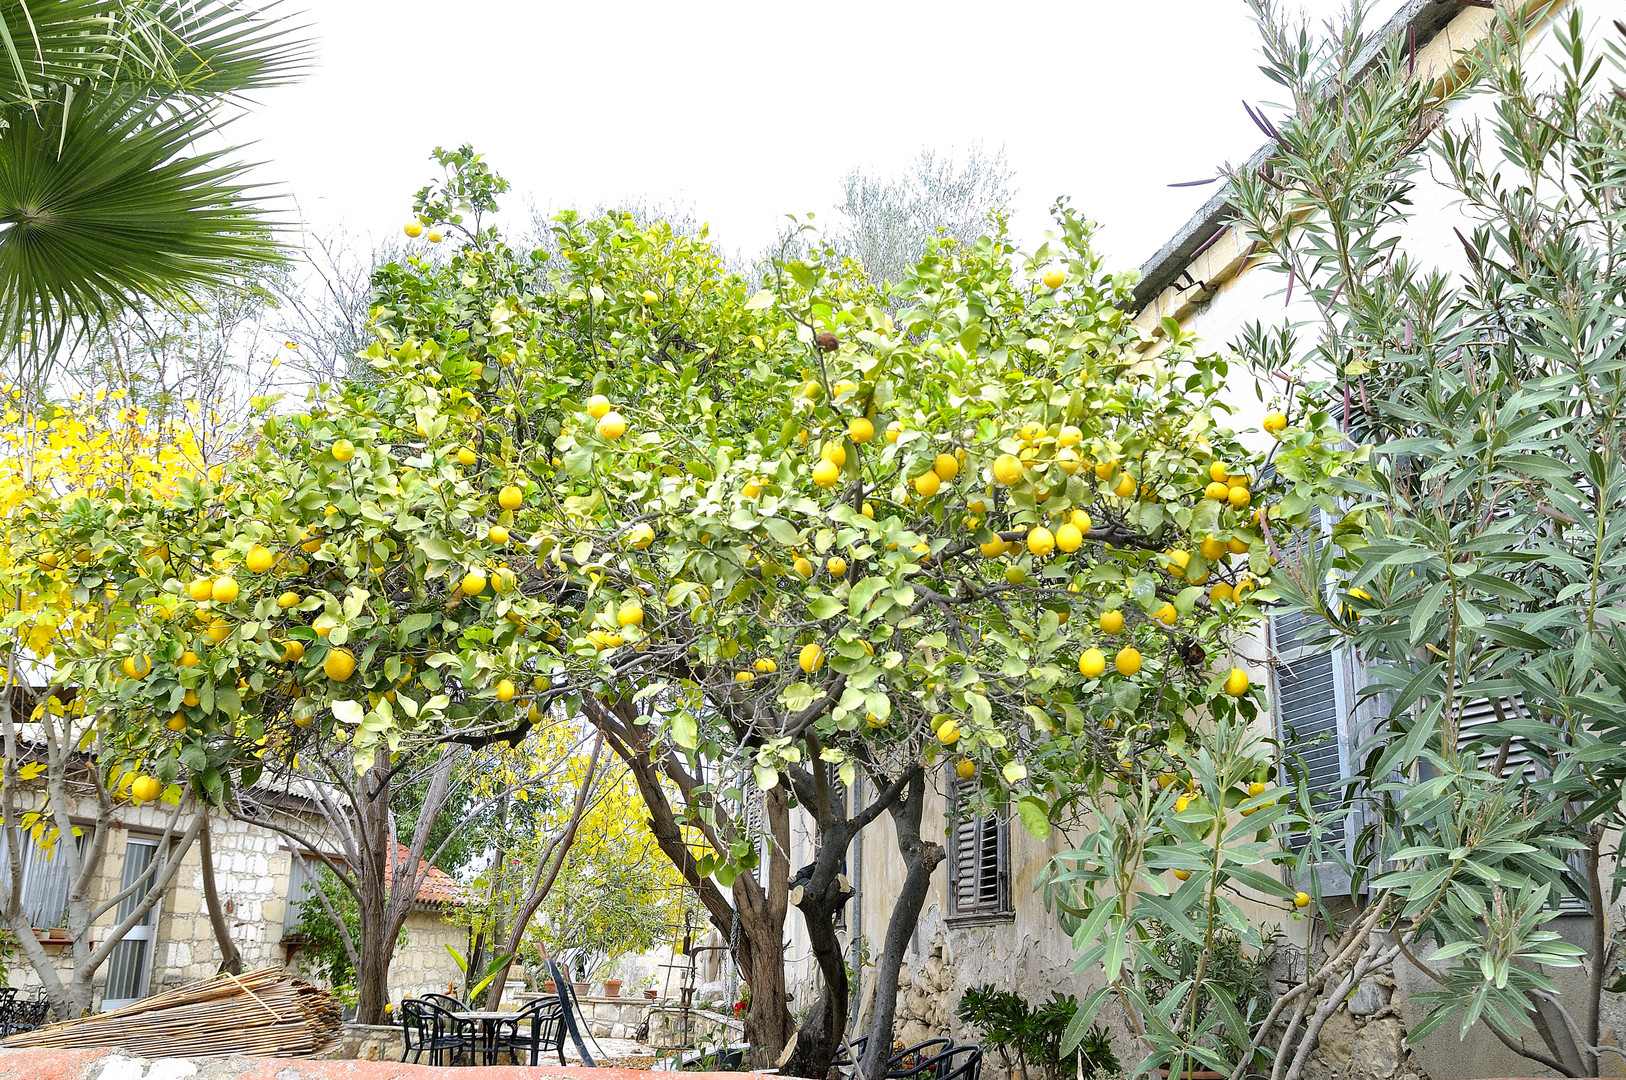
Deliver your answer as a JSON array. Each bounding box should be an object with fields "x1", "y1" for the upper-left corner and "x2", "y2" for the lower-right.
[{"x1": 1, "y1": 790, "x2": 465, "y2": 1013}]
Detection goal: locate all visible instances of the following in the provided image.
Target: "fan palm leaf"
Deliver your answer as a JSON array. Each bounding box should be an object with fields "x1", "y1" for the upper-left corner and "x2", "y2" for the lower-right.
[{"x1": 0, "y1": 89, "x2": 282, "y2": 368}]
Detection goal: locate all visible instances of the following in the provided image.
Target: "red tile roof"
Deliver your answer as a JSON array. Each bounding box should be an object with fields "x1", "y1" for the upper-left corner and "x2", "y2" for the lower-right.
[{"x1": 385, "y1": 843, "x2": 467, "y2": 906}]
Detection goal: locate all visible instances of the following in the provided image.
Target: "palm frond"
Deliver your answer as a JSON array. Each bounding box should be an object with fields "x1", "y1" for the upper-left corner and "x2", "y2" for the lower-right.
[
  {"x1": 0, "y1": 1, "x2": 118, "y2": 108},
  {"x1": 0, "y1": 88, "x2": 285, "y2": 366},
  {"x1": 111, "y1": 1, "x2": 312, "y2": 100}
]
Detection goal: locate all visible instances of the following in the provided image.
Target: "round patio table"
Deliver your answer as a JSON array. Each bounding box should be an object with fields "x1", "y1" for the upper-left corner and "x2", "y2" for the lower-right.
[{"x1": 450, "y1": 1010, "x2": 515, "y2": 1066}]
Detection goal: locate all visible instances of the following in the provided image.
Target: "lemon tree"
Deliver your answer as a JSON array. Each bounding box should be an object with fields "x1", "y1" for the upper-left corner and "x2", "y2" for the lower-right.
[{"x1": 39, "y1": 150, "x2": 1361, "y2": 1061}]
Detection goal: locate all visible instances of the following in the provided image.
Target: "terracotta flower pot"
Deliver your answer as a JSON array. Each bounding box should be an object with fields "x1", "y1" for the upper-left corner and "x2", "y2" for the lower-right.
[
  {"x1": 543, "y1": 979, "x2": 557, "y2": 994},
  {"x1": 643, "y1": 989, "x2": 658, "y2": 1000},
  {"x1": 604, "y1": 979, "x2": 622, "y2": 997}
]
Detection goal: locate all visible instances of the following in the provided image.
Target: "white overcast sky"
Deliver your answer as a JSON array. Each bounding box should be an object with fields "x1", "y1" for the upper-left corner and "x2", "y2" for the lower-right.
[{"x1": 235, "y1": 0, "x2": 1405, "y2": 274}]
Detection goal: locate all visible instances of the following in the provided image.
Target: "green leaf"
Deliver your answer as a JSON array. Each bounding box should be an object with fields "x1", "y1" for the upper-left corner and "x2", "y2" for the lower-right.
[
  {"x1": 1016, "y1": 796, "x2": 1051, "y2": 840},
  {"x1": 671, "y1": 713, "x2": 697, "y2": 749}
]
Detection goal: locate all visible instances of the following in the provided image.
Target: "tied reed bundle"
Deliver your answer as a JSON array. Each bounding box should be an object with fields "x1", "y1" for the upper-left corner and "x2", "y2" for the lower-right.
[{"x1": 2, "y1": 968, "x2": 342, "y2": 1058}]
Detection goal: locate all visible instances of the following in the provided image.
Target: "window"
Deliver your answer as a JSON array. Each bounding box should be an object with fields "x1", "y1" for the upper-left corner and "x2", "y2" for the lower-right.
[
  {"x1": 0, "y1": 828, "x2": 76, "y2": 929},
  {"x1": 946, "y1": 775, "x2": 1010, "y2": 920},
  {"x1": 284, "y1": 850, "x2": 321, "y2": 931}
]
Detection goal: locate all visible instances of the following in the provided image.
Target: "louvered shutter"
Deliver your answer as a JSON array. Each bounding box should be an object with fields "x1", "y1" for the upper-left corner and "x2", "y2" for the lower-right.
[{"x1": 947, "y1": 775, "x2": 1010, "y2": 918}]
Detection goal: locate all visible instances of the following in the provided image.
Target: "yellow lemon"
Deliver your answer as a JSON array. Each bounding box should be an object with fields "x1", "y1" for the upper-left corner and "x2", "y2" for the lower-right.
[
  {"x1": 1004, "y1": 565, "x2": 1028, "y2": 586},
  {"x1": 211, "y1": 577, "x2": 239, "y2": 604},
  {"x1": 933, "y1": 453, "x2": 960, "y2": 482},
  {"x1": 1200, "y1": 536, "x2": 1226, "y2": 561},
  {"x1": 1113, "y1": 473, "x2": 1136, "y2": 498},
  {"x1": 755, "y1": 658, "x2": 777, "y2": 674},
  {"x1": 187, "y1": 577, "x2": 215, "y2": 602},
  {"x1": 1094, "y1": 459, "x2": 1117, "y2": 481},
  {"x1": 1209, "y1": 462, "x2": 1229, "y2": 483},
  {"x1": 426, "y1": 230, "x2": 443, "y2": 243},
  {"x1": 618, "y1": 601, "x2": 644, "y2": 627},
  {"x1": 1173, "y1": 869, "x2": 1191, "y2": 881},
  {"x1": 1042, "y1": 268, "x2": 1065, "y2": 289},
  {"x1": 826, "y1": 556, "x2": 848, "y2": 578},
  {"x1": 1027, "y1": 526, "x2": 1055, "y2": 557},
  {"x1": 1176, "y1": 795, "x2": 1191, "y2": 813},
  {"x1": 1249, "y1": 781, "x2": 1268, "y2": 797},
  {"x1": 821, "y1": 441, "x2": 847, "y2": 467},
  {"x1": 245, "y1": 545, "x2": 275, "y2": 574},
  {"x1": 627, "y1": 523, "x2": 655, "y2": 549},
  {"x1": 1228, "y1": 485, "x2": 1252, "y2": 509},
  {"x1": 281, "y1": 640, "x2": 305, "y2": 664},
  {"x1": 1100, "y1": 610, "x2": 1124, "y2": 634},
  {"x1": 131, "y1": 775, "x2": 163, "y2": 803},
  {"x1": 1078, "y1": 648, "x2": 1106, "y2": 679},
  {"x1": 493, "y1": 485, "x2": 524, "y2": 512},
  {"x1": 488, "y1": 525, "x2": 510, "y2": 545},
  {"x1": 992, "y1": 454, "x2": 1023, "y2": 485},
  {"x1": 332, "y1": 439, "x2": 355, "y2": 462},
  {"x1": 812, "y1": 459, "x2": 841, "y2": 488},
  {"x1": 597, "y1": 412, "x2": 628, "y2": 440},
  {"x1": 1229, "y1": 536, "x2": 1251, "y2": 555},
  {"x1": 586, "y1": 394, "x2": 613, "y2": 419},
  {"x1": 1264, "y1": 412, "x2": 1288, "y2": 434},
  {"x1": 1166, "y1": 549, "x2": 1190, "y2": 579},
  {"x1": 1210, "y1": 582, "x2": 1234, "y2": 605},
  {"x1": 457, "y1": 446, "x2": 478, "y2": 467},
  {"x1": 1055, "y1": 447, "x2": 1082, "y2": 474},
  {"x1": 278, "y1": 591, "x2": 301, "y2": 609},
  {"x1": 166, "y1": 714, "x2": 187, "y2": 732},
  {"x1": 1069, "y1": 509, "x2": 1092, "y2": 532},
  {"x1": 324, "y1": 648, "x2": 356, "y2": 681},
  {"x1": 913, "y1": 469, "x2": 942, "y2": 498},
  {"x1": 122, "y1": 655, "x2": 152, "y2": 679},
  {"x1": 1055, "y1": 522, "x2": 1083, "y2": 553},
  {"x1": 885, "y1": 420, "x2": 904, "y2": 444},
  {"x1": 799, "y1": 643, "x2": 824, "y2": 673},
  {"x1": 1153, "y1": 603, "x2": 1177, "y2": 626},
  {"x1": 937, "y1": 719, "x2": 961, "y2": 745},
  {"x1": 1205, "y1": 481, "x2": 1231, "y2": 502},
  {"x1": 743, "y1": 479, "x2": 763, "y2": 499},
  {"x1": 848, "y1": 417, "x2": 875, "y2": 444},
  {"x1": 1294, "y1": 892, "x2": 1310, "y2": 909},
  {"x1": 206, "y1": 618, "x2": 231, "y2": 645},
  {"x1": 736, "y1": 671, "x2": 754, "y2": 683},
  {"x1": 793, "y1": 556, "x2": 814, "y2": 578},
  {"x1": 956, "y1": 758, "x2": 976, "y2": 779},
  {"x1": 861, "y1": 502, "x2": 874, "y2": 519},
  {"x1": 461, "y1": 570, "x2": 488, "y2": 597},
  {"x1": 404, "y1": 221, "x2": 423, "y2": 238},
  {"x1": 1057, "y1": 425, "x2": 1082, "y2": 448},
  {"x1": 178, "y1": 650, "x2": 200, "y2": 667},
  {"x1": 1224, "y1": 668, "x2": 1250, "y2": 697},
  {"x1": 1115, "y1": 647, "x2": 1142, "y2": 676},
  {"x1": 979, "y1": 537, "x2": 1008, "y2": 558},
  {"x1": 832, "y1": 379, "x2": 857, "y2": 397},
  {"x1": 496, "y1": 679, "x2": 516, "y2": 702}
]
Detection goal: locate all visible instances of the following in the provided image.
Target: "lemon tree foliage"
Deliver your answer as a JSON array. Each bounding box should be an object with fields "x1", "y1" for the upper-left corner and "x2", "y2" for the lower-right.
[
  {"x1": 38, "y1": 148, "x2": 1357, "y2": 1063},
  {"x1": 0, "y1": 394, "x2": 219, "y2": 1016}
]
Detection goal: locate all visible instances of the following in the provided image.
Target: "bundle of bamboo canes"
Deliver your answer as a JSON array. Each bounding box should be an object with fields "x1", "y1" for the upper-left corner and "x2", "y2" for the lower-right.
[{"x1": 2, "y1": 967, "x2": 343, "y2": 1058}]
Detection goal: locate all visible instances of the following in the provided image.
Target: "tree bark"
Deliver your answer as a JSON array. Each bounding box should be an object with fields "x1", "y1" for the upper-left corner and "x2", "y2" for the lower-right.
[
  {"x1": 483, "y1": 735, "x2": 604, "y2": 1008},
  {"x1": 857, "y1": 771, "x2": 943, "y2": 1080},
  {"x1": 199, "y1": 815, "x2": 243, "y2": 974}
]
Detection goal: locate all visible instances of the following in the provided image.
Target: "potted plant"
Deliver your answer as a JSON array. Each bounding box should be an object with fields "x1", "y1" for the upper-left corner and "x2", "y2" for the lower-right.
[
  {"x1": 543, "y1": 977, "x2": 557, "y2": 994},
  {"x1": 604, "y1": 978, "x2": 622, "y2": 997}
]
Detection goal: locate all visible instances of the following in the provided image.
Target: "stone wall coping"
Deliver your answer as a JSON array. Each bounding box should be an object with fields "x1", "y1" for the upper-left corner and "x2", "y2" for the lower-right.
[{"x1": 0, "y1": 1047, "x2": 763, "y2": 1080}]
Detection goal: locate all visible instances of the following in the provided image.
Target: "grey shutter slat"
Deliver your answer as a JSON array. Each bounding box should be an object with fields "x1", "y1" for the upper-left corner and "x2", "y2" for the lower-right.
[
  {"x1": 1273, "y1": 642, "x2": 1346, "y2": 853},
  {"x1": 948, "y1": 775, "x2": 1008, "y2": 916}
]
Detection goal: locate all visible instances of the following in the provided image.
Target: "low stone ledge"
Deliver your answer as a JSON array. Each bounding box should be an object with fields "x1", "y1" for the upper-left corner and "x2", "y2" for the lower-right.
[{"x1": 0, "y1": 1047, "x2": 757, "y2": 1080}]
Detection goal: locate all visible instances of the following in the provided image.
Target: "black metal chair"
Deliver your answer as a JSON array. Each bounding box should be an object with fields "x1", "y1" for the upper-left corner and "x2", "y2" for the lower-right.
[
  {"x1": 496, "y1": 997, "x2": 567, "y2": 1066},
  {"x1": 888, "y1": 1038, "x2": 956, "y2": 1074},
  {"x1": 834, "y1": 1034, "x2": 871, "y2": 1068},
  {"x1": 3, "y1": 996, "x2": 49, "y2": 1037},
  {"x1": 422, "y1": 992, "x2": 466, "y2": 1013},
  {"x1": 892, "y1": 1044, "x2": 982, "y2": 1080},
  {"x1": 399, "y1": 998, "x2": 469, "y2": 1067}
]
